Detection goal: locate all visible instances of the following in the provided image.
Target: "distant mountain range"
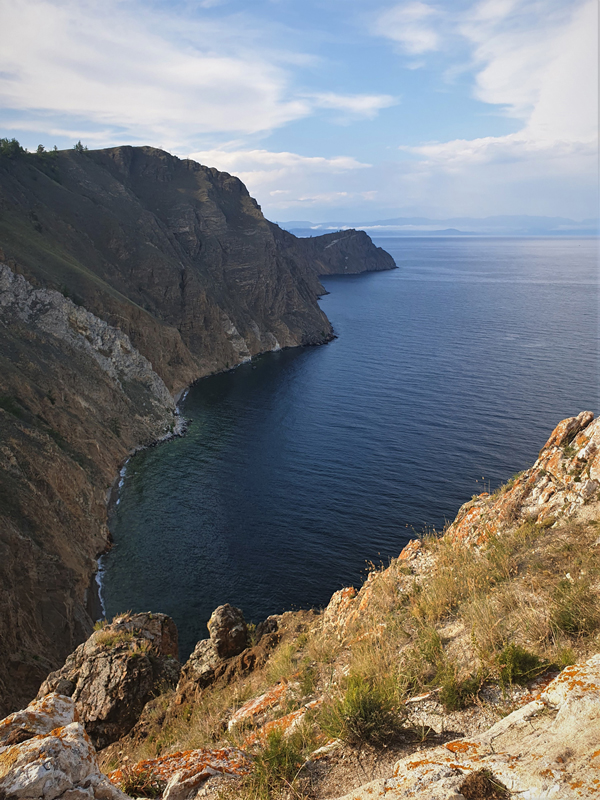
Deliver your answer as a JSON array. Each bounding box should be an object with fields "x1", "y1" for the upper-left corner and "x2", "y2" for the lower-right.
[{"x1": 281, "y1": 215, "x2": 599, "y2": 238}]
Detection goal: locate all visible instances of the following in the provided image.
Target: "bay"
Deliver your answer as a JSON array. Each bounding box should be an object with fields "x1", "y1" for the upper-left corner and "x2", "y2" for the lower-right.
[{"x1": 102, "y1": 237, "x2": 599, "y2": 658}]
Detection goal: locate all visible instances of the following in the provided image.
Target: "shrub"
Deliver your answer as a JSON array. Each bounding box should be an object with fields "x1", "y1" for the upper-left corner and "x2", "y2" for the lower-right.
[
  {"x1": 459, "y1": 768, "x2": 509, "y2": 800},
  {"x1": 319, "y1": 674, "x2": 405, "y2": 746},
  {"x1": 117, "y1": 765, "x2": 165, "y2": 798},
  {"x1": 550, "y1": 578, "x2": 599, "y2": 635},
  {"x1": 243, "y1": 728, "x2": 308, "y2": 799},
  {"x1": 438, "y1": 667, "x2": 483, "y2": 712},
  {"x1": 95, "y1": 628, "x2": 136, "y2": 649},
  {"x1": 0, "y1": 137, "x2": 25, "y2": 158},
  {"x1": 497, "y1": 644, "x2": 547, "y2": 687}
]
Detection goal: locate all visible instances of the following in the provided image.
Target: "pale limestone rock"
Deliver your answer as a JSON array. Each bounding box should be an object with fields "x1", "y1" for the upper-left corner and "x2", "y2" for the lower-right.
[
  {"x1": 0, "y1": 693, "x2": 78, "y2": 747},
  {"x1": 330, "y1": 654, "x2": 600, "y2": 800},
  {"x1": 0, "y1": 693, "x2": 128, "y2": 800}
]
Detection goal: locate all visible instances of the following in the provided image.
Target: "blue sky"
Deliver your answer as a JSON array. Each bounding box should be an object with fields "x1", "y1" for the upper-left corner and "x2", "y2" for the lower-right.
[{"x1": 0, "y1": 0, "x2": 597, "y2": 221}]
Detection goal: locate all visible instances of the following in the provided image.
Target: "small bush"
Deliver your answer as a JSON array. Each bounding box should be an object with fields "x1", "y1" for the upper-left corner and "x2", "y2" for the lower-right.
[
  {"x1": 550, "y1": 579, "x2": 599, "y2": 635},
  {"x1": 118, "y1": 765, "x2": 165, "y2": 798},
  {"x1": 497, "y1": 644, "x2": 547, "y2": 687},
  {"x1": 243, "y1": 728, "x2": 308, "y2": 799},
  {"x1": 319, "y1": 674, "x2": 405, "y2": 746},
  {"x1": 460, "y1": 768, "x2": 509, "y2": 800},
  {"x1": 95, "y1": 629, "x2": 136, "y2": 649},
  {"x1": 438, "y1": 668, "x2": 483, "y2": 712}
]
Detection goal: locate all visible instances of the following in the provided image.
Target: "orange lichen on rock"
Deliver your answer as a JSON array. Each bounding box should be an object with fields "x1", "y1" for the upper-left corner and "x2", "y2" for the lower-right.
[
  {"x1": 444, "y1": 412, "x2": 600, "y2": 547},
  {"x1": 242, "y1": 699, "x2": 323, "y2": 747},
  {"x1": 444, "y1": 740, "x2": 480, "y2": 754},
  {"x1": 109, "y1": 746, "x2": 252, "y2": 784},
  {"x1": 227, "y1": 681, "x2": 289, "y2": 730}
]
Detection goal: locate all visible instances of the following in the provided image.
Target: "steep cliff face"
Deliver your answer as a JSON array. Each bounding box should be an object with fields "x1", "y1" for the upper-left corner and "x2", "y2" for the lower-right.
[
  {"x1": 0, "y1": 264, "x2": 178, "y2": 716},
  {"x1": 0, "y1": 146, "x2": 394, "y2": 392},
  {"x1": 0, "y1": 145, "x2": 395, "y2": 715}
]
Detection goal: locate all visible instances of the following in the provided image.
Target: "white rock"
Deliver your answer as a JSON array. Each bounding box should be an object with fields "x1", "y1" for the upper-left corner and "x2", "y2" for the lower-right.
[{"x1": 330, "y1": 654, "x2": 600, "y2": 799}]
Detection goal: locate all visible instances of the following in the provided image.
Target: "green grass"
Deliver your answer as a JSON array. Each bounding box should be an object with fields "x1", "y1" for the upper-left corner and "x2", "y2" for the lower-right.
[{"x1": 319, "y1": 674, "x2": 405, "y2": 746}]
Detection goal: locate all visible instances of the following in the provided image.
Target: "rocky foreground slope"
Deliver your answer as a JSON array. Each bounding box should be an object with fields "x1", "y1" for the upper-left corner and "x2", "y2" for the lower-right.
[
  {"x1": 0, "y1": 412, "x2": 598, "y2": 799},
  {"x1": 0, "y1": 144, "x2": 395, "y2": 715}
]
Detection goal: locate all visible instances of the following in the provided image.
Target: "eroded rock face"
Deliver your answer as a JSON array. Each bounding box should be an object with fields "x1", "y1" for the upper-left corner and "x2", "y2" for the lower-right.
[
  {"x1": 446, "y1": 411, "x2": 600, "y2": 546},
  {"x1": 36, "y1": 612, "x2": 180, "y2": 749},
  {"x1": 0, "y1": 264, "x2": 179, "y2": 717},
  {"x1": 0, "y1": 693, "x2": 128, "y2": 800},
  {"x1": 331, "y1": 654, "x2": 600, "y2": 800},
  {"x1": 174, "y1": 604, "x2": 278, "y2": 705},
  {"x1": 207, "y1": 604, "x2": 248, "y2": 659}
]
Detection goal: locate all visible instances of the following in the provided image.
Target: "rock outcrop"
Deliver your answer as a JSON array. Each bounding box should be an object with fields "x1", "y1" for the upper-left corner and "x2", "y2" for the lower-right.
[
  {"x1": 0, "y1": 145, "x2": 395, "y2": 715},
  {"x1": 174, "y1": 604, "x2": 279, "y2": 705},
  {"x1": 206, "y1": 604, "x2": 248, "y2": 659},
  {"x1": 108, "y1": 747, "x2": 253, "y2": 800},
  {"x1": 332, "y1": 654, "x2": 600, "y2": 800},
  {"x1": 35, "y1": 612, "x2": 180, "y2": 749},
  {"x1": 0, "y1": 693, "x2": 128, "y2": 800},
  {"x1": 446, "y1": 410, "x2": 600, "y2": 546}
]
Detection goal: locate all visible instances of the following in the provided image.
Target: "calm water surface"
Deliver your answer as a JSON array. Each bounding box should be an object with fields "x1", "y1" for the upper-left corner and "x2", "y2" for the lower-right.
[{"x1": 103, "y1": 238, "x2": 599, "y2": 657}]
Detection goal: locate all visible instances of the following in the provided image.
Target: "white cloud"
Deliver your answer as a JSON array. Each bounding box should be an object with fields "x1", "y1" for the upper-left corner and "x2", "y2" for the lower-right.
[
  {"x1": 372, "y1": 2, "x2": 440, "y2": 54},
  {"x1": 461, "y1": 0, "x2": 597, "y2": 139},
  {"x1": 385, "y1": 0, "x2": 598, "y2": 218},
  {"x1": 188, "y1": 147, "x2": 376, "y2": 210},
  {"x1": 0, "y1": 0, "x2": 391, "y2": 149},
  {"x1": 309, "y1": 92, "x2": 396, "y2": 118}
]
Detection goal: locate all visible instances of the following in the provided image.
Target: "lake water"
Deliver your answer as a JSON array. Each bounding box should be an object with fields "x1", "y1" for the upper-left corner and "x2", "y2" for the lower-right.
[{"x1": 102, "y1": 237, "x2": 599, "y2": 658}]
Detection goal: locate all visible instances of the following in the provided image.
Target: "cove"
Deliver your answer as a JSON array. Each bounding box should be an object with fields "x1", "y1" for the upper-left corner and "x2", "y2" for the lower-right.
[{"x1": 102, "y1": 237, "x2": 599, "y2": 658}]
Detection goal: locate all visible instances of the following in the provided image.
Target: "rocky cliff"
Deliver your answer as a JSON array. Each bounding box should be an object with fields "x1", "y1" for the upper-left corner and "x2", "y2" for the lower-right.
[
  {"x1": 0, "y1": 146, "x2": 395, "y2": 392},
  {"x1": 1, "y1": 414, "x2": 598, "y2": 800},
  {"x1": 0, "y1": 144, "x2": 395, "y2": 715}
]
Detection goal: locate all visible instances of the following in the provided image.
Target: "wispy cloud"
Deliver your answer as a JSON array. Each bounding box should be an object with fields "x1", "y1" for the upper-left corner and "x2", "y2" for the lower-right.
[
  {"x1": 309, "y1": 92, "x2": 396, "y2": 118},
  {"x1": 0, "y1": 0, "x2": 391, "y2": 149},
  {"x1": 372, "y1": 2, "x2": 440, "y2": 54},
  {"x1": 385, "y1": 0, "x2": 598, "y2": 218}
]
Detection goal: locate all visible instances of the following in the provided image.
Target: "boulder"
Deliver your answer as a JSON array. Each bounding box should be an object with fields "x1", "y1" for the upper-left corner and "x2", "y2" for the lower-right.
[
  {"x1": 36, "y1": 612, "x2": 180, "y2": 749},
  {"x1": 207, "y1": 604, "x2": 248, "y2": 659},
  {"x1": 0, "y1": 693, "x2": 128, "y2": 799}
]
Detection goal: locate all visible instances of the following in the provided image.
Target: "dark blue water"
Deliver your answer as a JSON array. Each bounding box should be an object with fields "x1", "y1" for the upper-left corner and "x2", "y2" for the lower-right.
[{"x1": 103, "y1": 237, "x2": 599, "y2": 658}]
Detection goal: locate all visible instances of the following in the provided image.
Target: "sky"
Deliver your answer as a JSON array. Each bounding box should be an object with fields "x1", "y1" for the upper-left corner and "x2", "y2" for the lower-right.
[{"x1": 0, "y1": 0, "x2": 597, "y2": 222}]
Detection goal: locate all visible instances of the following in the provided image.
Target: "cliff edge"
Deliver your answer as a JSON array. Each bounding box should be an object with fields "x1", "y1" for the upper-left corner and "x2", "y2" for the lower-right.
[{"x1": 1, "y1": 413, "x2": 598, "y2": 800}]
